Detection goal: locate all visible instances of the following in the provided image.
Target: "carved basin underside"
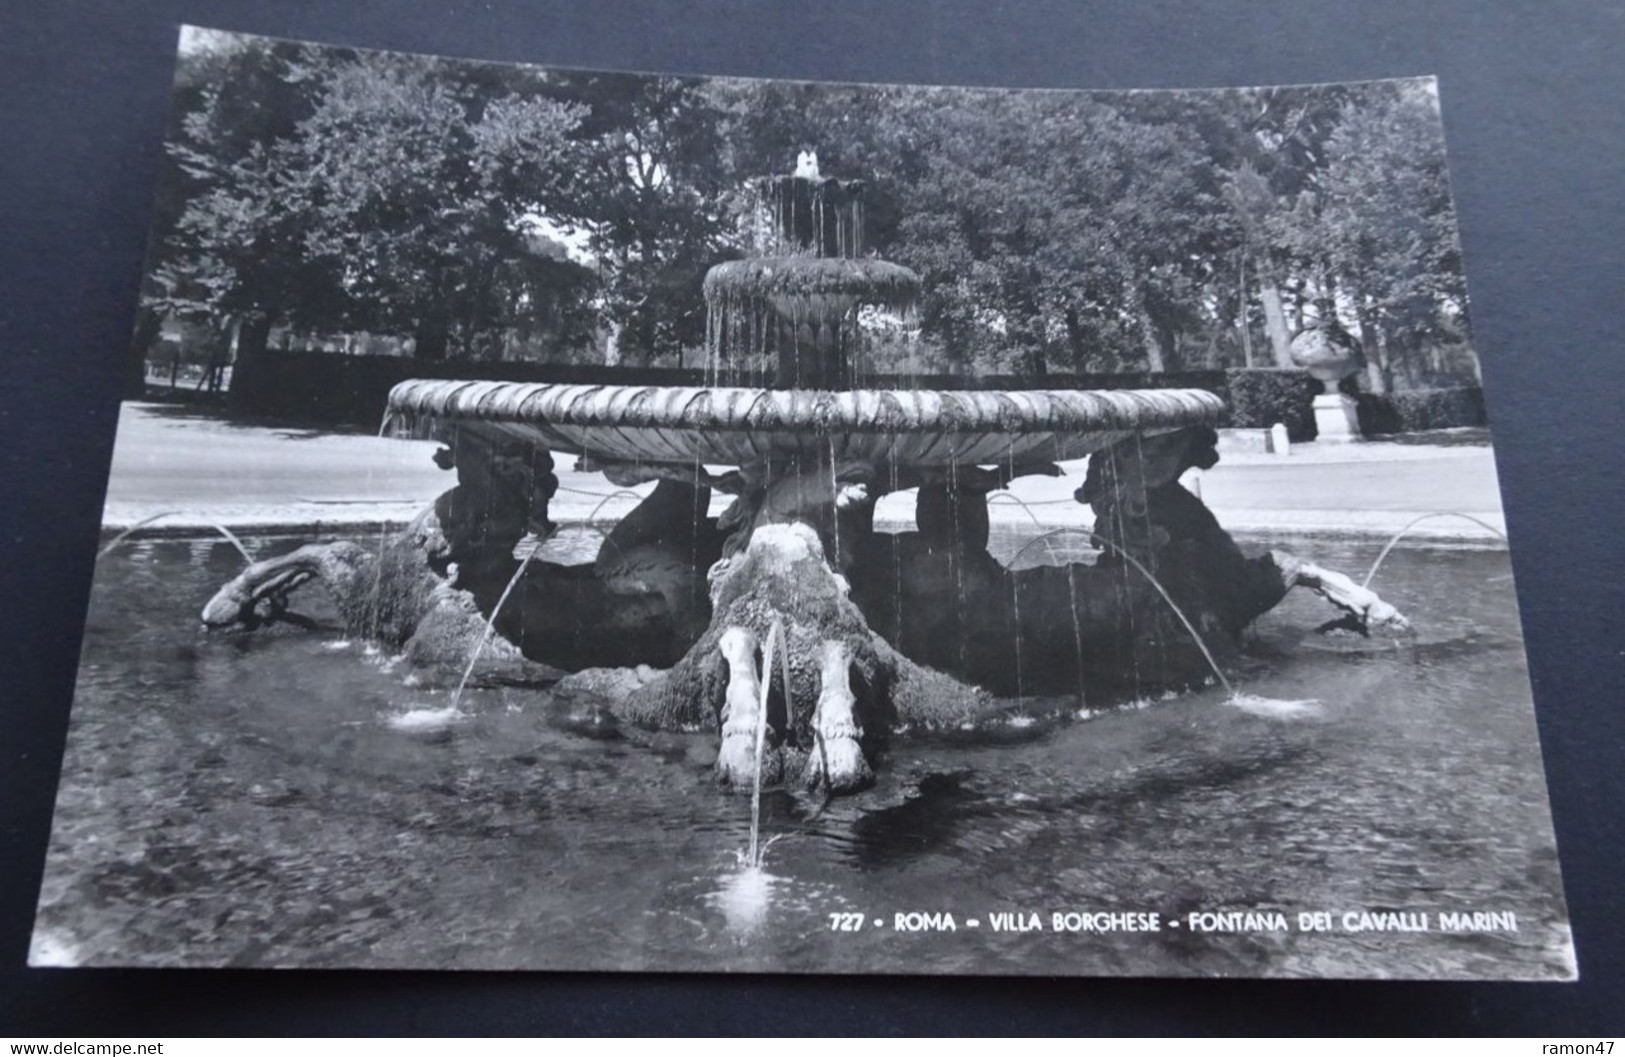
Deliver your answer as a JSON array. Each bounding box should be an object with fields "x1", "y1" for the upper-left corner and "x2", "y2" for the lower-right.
[{"x1": 384, "y1": 379, "x2": 1226, "y2": 467}]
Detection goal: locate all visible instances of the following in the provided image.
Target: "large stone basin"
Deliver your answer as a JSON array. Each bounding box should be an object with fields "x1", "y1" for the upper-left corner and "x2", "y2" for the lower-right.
[{"x1": 383, "y1": 379, "x2": 1226, "y2": 467}]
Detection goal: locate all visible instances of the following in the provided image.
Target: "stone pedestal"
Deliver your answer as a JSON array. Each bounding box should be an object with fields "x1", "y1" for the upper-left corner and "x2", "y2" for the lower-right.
[{"x1": 1312, "y1": 392, "x2": 1362, "y2": 443}]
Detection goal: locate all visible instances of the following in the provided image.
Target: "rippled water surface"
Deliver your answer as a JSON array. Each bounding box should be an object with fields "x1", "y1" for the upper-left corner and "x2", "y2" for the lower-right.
[{"x1": 33, "y1": 532, "x2": 1573, "y2": 978}]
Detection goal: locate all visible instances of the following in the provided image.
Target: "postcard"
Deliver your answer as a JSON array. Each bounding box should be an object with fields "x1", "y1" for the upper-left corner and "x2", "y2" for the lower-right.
[{"x1": 29, "y1": 27, "x2": 1574, "y2": 979}]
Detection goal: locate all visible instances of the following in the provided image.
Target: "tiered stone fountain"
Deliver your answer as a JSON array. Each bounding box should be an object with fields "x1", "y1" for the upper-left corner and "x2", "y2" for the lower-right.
[{"x1": 203, "y1": 154, "x2": 1407, "y2": 795}]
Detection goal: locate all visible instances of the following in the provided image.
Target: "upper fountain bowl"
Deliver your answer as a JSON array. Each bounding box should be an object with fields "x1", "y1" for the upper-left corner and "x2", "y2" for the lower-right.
[
  {"x1": 703, "y1": 258, "x2": 920, "y2": 307},
  {"x1": 384, "y1": 379, "x2": 1226, "y2": 468}
]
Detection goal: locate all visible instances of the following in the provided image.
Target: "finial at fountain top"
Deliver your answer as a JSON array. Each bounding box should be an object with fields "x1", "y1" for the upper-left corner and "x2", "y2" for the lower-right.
[{"x1": 755, "y1": 148, "x2": 866, "y2": 259}]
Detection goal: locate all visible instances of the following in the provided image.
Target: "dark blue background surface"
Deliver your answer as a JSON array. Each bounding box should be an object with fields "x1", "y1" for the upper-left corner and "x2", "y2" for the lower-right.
[{"x1": 3, "y1": 0, "x2": 1622, "y2": 1036}]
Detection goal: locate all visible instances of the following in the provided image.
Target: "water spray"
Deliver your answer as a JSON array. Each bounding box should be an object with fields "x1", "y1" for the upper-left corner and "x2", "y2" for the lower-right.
[
  {"x1": 99, "y1": 511, "x2": 255, "y2": 564},
  {"x1": 447, "y1": 545, "x2": 546, "y2": 713},
  {"x1": 1007, "y1": 527, "x2": 1322, "y2": 715},
  {"x1": 1362, "y1": 511, "x2": 1508, "y2": 588},
  {"x1": 747, "y1": 617, "x2": 792, "y2": 868}
]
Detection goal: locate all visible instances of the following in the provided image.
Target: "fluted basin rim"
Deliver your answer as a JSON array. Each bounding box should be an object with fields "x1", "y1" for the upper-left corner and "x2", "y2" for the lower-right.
[
  {"x1": 384, "y1": 379, "x2": 1225, "y2": 466},
  {"x1": 702, "y1": 257, "x2": 921, "y2": 303},
  {"x1": 386, "y1": 379, "x2": 1224, "y2": 436},
  {"x1": 383, "y1": 372, "x2": 1222, "y2": 439}
]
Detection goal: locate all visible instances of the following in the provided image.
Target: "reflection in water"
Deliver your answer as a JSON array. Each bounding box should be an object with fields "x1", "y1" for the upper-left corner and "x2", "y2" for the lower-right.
[
  {"x1": 1361, "y1": 511, "x2": 1509, "y2": 588},
  {"x1": 1224, "y1": 693, "x2": 1323, "y2": 720},
  {"x1": 98, "y1": 511, "x2": 255, "y2": 564},
  {"x1": 27, "y1": 928, "x2": 82, "y2": 968},
  {"x1": 850, "y1": 771, "x2": 983, "y2": 867},
  {"x1": 32, "y1": 534, "x2": 1573, "y2": 978},
  {"x1": 386, "y1": 705, "x2": 466, "y2": 734}
]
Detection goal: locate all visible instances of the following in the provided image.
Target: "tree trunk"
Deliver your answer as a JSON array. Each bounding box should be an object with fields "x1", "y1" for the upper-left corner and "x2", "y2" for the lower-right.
[
  {"x1": 225, "y1": 311, "x2": 272, "y2": 415},
  {"x1": 1255, "y1": 257, "x2": 1295, "y2": 367},
  {"x1": 1027, "y1": 345, "x2": 1049, "y2": 378},
  {"x1": 413, "y1": 311, "x2": 450, "y2": 362},
  {"x1": 1129, "y1": 282, "x2": 1167, "y2": 373},
  {"x1": 1394, "y1": 332, "x2": 1421, "y2": 387},
  {"x1": 1237, "y1": 254, "x2": 1255, "y2": 368},
  {"x1": 1137, "y1": 318, "x2": 1166, "y2": 373},
  {"x1": 1363, "y1": 349, "x2": 1386, "y2": 395},
  {"x1": 127, "y1": 306, "x2": 161, "y2": 399},
  {"x1": 1353, "y1": 292, "x2": 1388, "y2": 395},
  {"x1": 1063, "y1": 308, "x2": 1091, "y2": 371},
  {"x1": 202, "y1": 315, "x2": 239, "y2": 394},
  {"x1": 1373, "y1": 324, "x2": 1395, "y2": 392}
]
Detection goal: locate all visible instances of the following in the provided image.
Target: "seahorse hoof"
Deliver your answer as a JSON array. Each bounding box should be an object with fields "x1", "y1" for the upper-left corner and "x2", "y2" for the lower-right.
[
  {"x1": 715, "y1": 733, "x2": 759, "y2": 790},
  {"x1": 804, "y1": 734, "x2": 873, "y2": 795}
]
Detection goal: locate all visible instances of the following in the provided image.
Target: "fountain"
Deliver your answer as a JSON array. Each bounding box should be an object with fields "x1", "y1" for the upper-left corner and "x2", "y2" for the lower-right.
[{"x1": 202, "y1": 153, "x2": 1409, "y2": 794}]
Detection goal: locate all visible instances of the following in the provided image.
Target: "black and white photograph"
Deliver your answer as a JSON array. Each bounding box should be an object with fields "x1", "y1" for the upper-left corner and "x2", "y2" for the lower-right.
[{"x1": 27, "y1": 26, "x2": 1573, "y2": 980}]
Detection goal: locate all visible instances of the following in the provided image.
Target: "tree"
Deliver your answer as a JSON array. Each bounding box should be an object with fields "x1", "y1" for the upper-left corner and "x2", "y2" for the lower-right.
[
  {"x1": 546, "y1": 72, "x2": 734, "y2": 364},
  {"x1": 875, "y1": 90, "x2": 1215, "y2": 374},
  {"x1": 1315, "y1": 82, "x2": 1472, "y2": 389},
  {"x1": 154, "y1": 35, "x2": 589, "y2": 388},
  {"x1": 282, "y1": 54, "x2": 586, "y2": 359},
  {"x1": 140, "y1": 32, "x2": 330, "y2": 396},
  {"x1": 145, "y1": 34, "x2": 1476, "y2": 395}
]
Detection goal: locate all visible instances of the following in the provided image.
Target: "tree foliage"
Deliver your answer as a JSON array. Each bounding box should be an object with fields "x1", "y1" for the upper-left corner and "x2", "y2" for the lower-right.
[
  {"x1": 549, "y1": 72, "x2": 734, "y2": 362},
  {"x1": 144, "y1": 32, "x2": 1476, "y2": 388},
  {"x1": 281, "y1": 54, "x2": 587, "y2": 357}
]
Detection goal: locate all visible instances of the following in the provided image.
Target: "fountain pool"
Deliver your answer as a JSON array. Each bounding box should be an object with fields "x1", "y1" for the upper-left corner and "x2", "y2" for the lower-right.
[{"x1": 32, "y1": 530, "x2": 1571, "y2": 979}]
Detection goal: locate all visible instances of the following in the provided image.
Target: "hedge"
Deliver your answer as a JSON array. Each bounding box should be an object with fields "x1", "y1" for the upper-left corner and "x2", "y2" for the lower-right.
[
  {"x1": 1223, "y1": 368, "x2": 1321, "y2": 441},
  {"x1": 1356, "y1": 387, "x2": 1486, "y2": 434},
  {"x1": 225, "y1": 350, "x2": 1235, "y2": 429},
  {"x1": 218, "y1": 349, "x2": 1485, "y2": 438}
]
